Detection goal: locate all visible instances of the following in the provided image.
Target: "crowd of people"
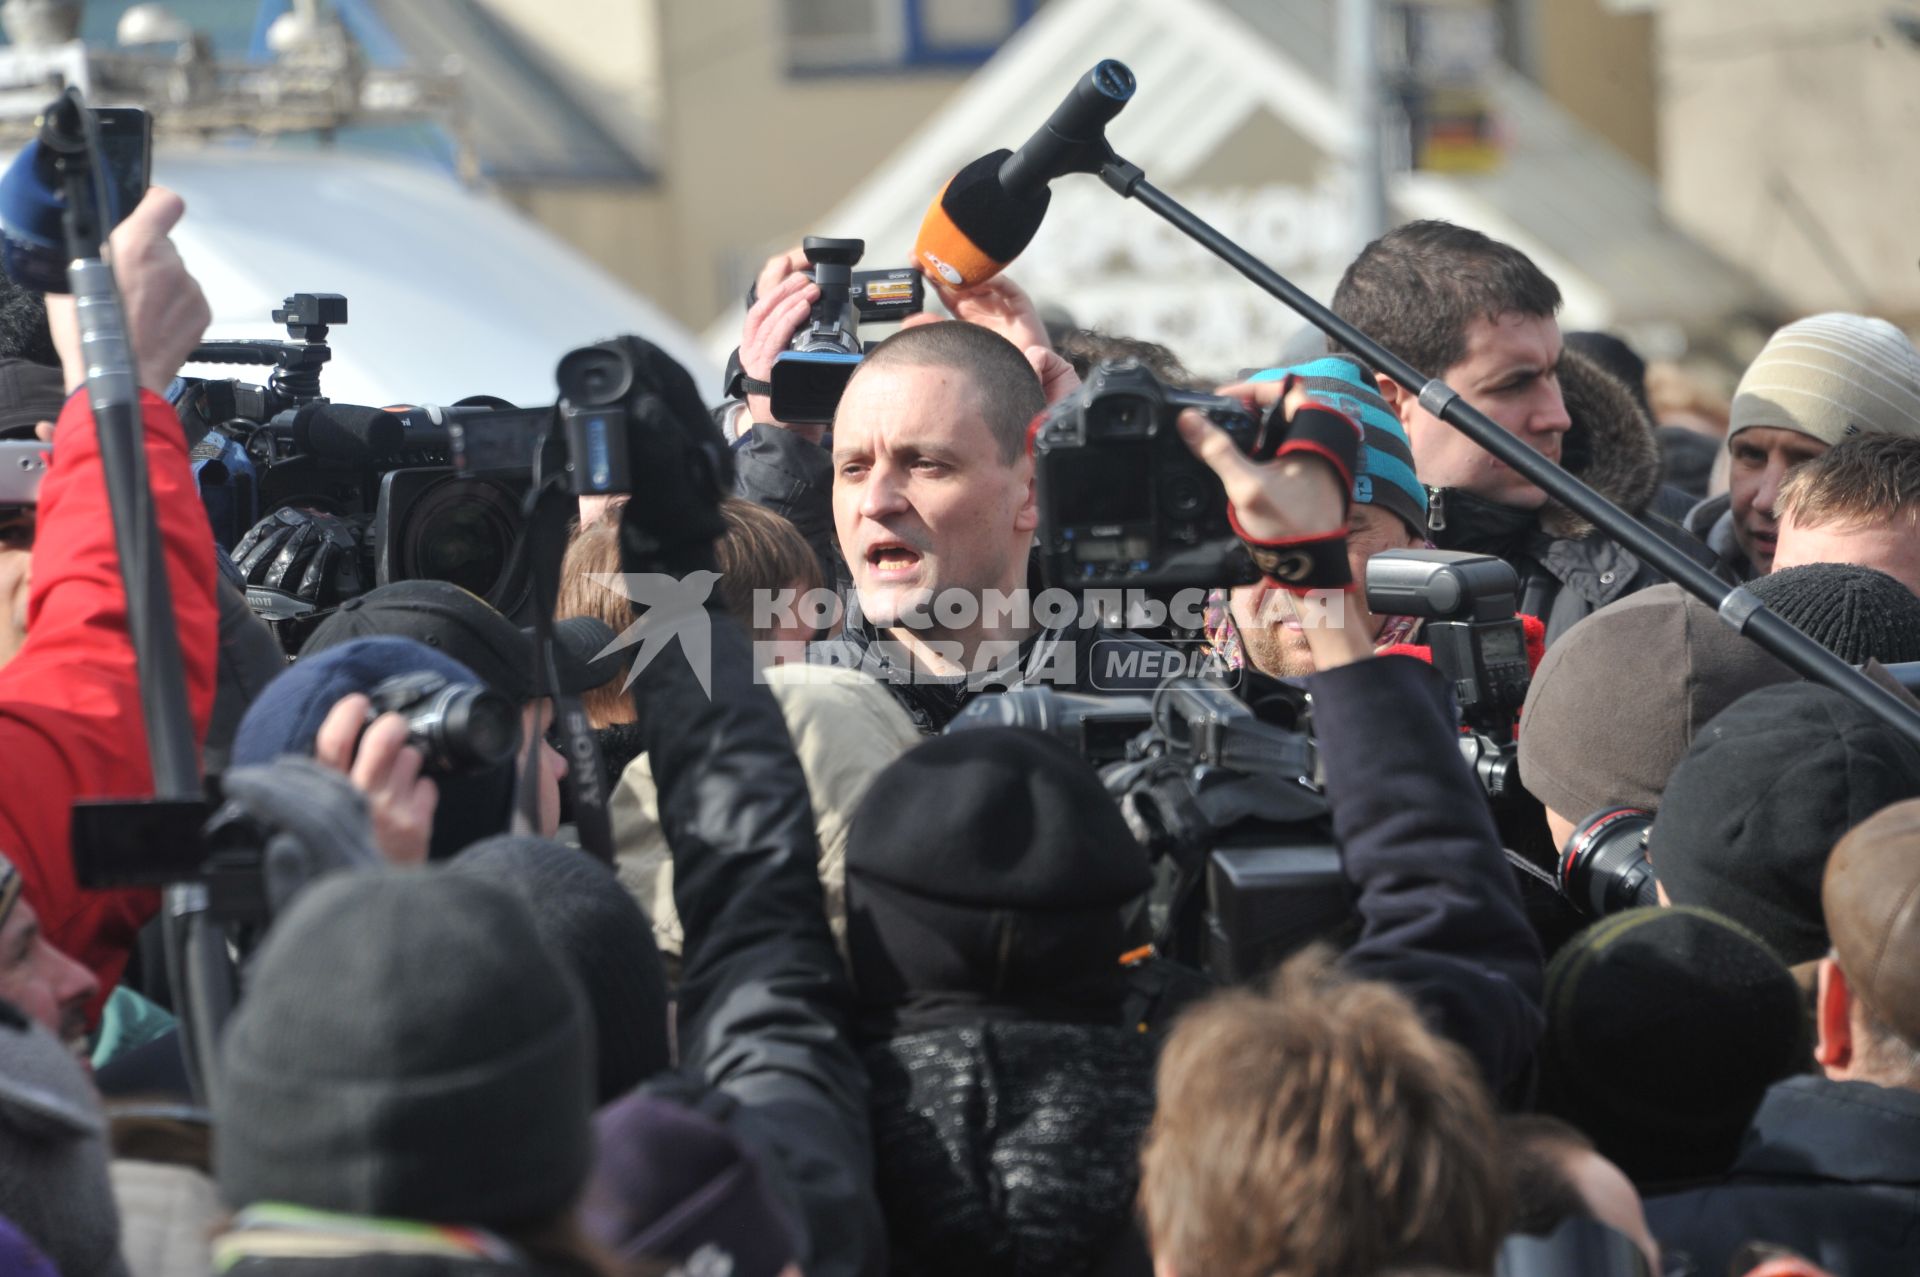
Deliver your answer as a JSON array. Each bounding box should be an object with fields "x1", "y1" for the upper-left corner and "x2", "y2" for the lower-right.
[{"x1": 0, "y1": 174, "x2": 1918, "y2": 1277}]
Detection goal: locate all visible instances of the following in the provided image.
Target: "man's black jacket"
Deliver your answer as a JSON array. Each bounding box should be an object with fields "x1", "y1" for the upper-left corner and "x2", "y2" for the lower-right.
[
  {"x1": 630, "y1": 604, "x2": 885, "y2": 1277},
  {"x1": 1646, "y1": 1075, "x2": 1920, "y2": 1277}
]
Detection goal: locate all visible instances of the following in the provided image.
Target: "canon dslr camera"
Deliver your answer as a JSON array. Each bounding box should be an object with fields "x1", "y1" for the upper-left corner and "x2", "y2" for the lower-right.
[{"x1": 1033, "y1": 361, "x2": 1262, "y2": 589}]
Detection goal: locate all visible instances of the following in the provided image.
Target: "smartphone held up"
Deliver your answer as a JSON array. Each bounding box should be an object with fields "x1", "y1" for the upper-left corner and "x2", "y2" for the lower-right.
[{"x1": 0, "y1": 101, "x2": 151, "y2": 292}]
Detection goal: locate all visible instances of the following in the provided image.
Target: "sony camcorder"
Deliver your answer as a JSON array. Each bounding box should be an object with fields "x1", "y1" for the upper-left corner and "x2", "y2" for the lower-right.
[
  {"x1": 744, "y1": 235, "x2": 925, "y2": 424},
  {"x1": 1033, "y1": 361, "x2": 1263, "y2": 590}
]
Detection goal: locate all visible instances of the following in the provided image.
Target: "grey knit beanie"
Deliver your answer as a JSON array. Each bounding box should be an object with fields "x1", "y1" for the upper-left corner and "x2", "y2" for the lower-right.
[
  {"x1": 1748, "y1": 562, "x2": 1920, "y2": 665},
  {"x1": 1730, "y1": 313, "x2": 1920, "y2": 448},
  {"x1": 0, "y1": 1000, "x2": 128, "y2": 1277},
  {"x1": 215, "y1": 870, "x2": 595, "y2": 1227},
  {"x1": 452, "y1": 835, "x2": 671, "y2": 1102}
]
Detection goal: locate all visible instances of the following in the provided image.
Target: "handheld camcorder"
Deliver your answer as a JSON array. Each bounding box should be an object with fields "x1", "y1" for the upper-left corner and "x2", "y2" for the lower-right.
[
  {"x1": 1033, "y1": 361, "x2": 1263, "y2": 590},
  {"x1": 746, "y1": 235, "x2": 924, "y2": 424}
]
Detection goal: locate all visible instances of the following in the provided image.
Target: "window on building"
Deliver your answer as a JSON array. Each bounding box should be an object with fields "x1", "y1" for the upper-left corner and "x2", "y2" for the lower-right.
[{"x1": 785, "y1": 0, "x2": 1043, "y2": 75}]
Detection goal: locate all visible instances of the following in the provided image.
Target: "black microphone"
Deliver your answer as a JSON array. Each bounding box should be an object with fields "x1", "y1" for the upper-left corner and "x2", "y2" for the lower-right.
[
  {"x1": 912, "y1": 148, "x2": 1050, "y2": 291},
  {"x1": 997, "y1": 59, "x2": 1136, "y2": 202},
  {"x1": 287, "y1": 401, "x2": 404, "y2": 462}
]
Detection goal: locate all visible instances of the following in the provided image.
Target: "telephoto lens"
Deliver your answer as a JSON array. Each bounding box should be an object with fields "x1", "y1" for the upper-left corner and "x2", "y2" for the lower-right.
[
  {"x1": 1558, "y1": 807, "x2": 1659, "y2": 917},
  {"x1": 364, "y1": 671, "x2": 521, "y2": 774}
]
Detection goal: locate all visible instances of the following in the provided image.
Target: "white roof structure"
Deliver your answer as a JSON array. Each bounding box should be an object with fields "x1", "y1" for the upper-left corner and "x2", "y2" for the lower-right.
[
  {"x1": 153, "y1": 146, "x2": 713, "y2": 408},
  {"x1": 718, "y1": 0, "x2": 1771, "y2": 374}
]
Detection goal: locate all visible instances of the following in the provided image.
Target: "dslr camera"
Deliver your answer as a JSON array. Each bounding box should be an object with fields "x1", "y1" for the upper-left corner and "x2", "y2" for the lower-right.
[
  {"x1": 745, "y1": 235, "x2": 924, "y2": 424},
  {"x1": 1033, "y1": 361, "x2": 1263, "y2": 590},
  {"x1": 362, "y1": 672, "x2": 521, "y2": 776},
  {"x1": 1557, "y1": 807, "x2": 1658, "y2": 918},
  {"x1": 1363, "y1": 549, "x2": 1531, "y2": 801}
]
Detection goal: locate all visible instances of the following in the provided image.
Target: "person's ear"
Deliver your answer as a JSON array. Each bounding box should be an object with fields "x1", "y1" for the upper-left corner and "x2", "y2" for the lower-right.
[
  {"x1": 1815, "y1": 957, "x2": 1854, "y2": 1074},
  {"x1": 1013, "y1": 455, "x2": 1040, "y2": 535},
  {"x1": 1374, "y1": 373, "x2": 1416, "y2": 429}
]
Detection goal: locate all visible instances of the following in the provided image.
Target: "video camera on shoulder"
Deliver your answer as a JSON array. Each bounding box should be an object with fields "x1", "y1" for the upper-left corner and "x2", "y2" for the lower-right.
[
  {"x1": 744, "y1": 235, "x2": 925, "y2": 424},
  {"x1": 1033, "y1": 361, "x2": 1263, "y2": 590},
  {"x1": 182, "y1": 293, "x2": 553, "y2": 624},
  {"x1": 949, "y1": 673, "x2": 1347, "y2": 985}
]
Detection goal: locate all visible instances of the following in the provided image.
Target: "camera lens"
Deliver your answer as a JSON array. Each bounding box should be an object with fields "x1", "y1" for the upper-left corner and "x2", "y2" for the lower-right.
[
  {"x1": 422, "y1": 684, "x2": 520, "y2": 771},
  {"x1": 367, "y1": 674, "x2": 521, "y2": 775},
  {"x1": 399, "y1": 476, "x2": 529, "y2": 618},
  {"x1": 1558, "y1": 807, "x2": 1659, "y2": 917}
]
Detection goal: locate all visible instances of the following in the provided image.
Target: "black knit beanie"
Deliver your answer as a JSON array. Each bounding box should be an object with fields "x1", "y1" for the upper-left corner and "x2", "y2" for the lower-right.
[
  {"x1": 1537, "y1": 906, "x2": 1808, "y2": 1188},
  {"x1": 215, "y1": 870, "x2": 595, "y2": 1227},
  {"x1": 1748, "y1": 562, "x2": 1920, "y2": 665},
  {"x1": 843, "y1": 728, "x2": 1152, "y2": 1028},
  {"x1": 1652, "y1": 681, "x2": 1920, "y2": 963},
  {"x1": 453, "y1": 835, "x2": 670, "y2": 1102}
]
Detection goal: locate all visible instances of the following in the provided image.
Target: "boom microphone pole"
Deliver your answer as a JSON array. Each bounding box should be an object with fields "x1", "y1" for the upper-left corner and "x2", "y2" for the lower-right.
[
  {"x1": 8, "y1": 91, "x2": 228, "y2": 1103},
  {"x1": 37, "y1": 91, "x2": 202, "y2": 799},
  {"x1": 1016, "y1": 60, "x2": 1920, "y2": 751}
]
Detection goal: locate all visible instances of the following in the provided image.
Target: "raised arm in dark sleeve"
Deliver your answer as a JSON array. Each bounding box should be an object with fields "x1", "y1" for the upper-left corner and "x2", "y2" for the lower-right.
[
  {"x1": 1305, "y1": 653, "x2": 1545, "y2": 1092},
  {"x1": 732, "y1": 423, "x2": 840, "y2": 585},
  {"x1": 632, "y1": 599, "x2": 884, "y2": 1277}
]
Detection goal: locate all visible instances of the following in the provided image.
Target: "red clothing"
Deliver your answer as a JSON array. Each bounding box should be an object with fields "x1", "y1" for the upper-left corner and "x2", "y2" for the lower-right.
[{"x1": 0, "y1": 389, "x2": 218, "y2": 998}]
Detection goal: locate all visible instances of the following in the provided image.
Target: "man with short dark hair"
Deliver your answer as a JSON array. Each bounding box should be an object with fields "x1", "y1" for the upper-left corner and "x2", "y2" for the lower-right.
[
  {"x1": 737, "y1": 288, "x2": 1168, "y2": 732},
  {"x1": 1330, "y1": 220, "x2": 1707, "y2": 644},
  {"x1": 1648, "y1": 798, "x2": 1920, "y2": 1276}
]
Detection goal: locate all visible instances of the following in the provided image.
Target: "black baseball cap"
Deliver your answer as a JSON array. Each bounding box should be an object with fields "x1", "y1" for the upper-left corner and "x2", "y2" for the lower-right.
[
  {"x1": 299, "y1": 580, "x2": 623, "y2": 701},
  {"x1": 0, "y1": 359, "x2": 68, "y2": 439}
]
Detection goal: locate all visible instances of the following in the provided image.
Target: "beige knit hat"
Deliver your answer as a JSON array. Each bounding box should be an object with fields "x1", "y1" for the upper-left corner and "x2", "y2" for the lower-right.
[{"x1": 1730, "y1": 312, "x2": 1920, "y2": 446}]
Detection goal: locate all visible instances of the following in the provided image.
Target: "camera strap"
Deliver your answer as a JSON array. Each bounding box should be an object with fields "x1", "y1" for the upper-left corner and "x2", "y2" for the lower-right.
[
  {"x1": 517, "y1": 469, "x2": 617, "y2": 865},
  {"x1": 1227, "y1": 401, "x2": 1366, "y2": 592},
  {"x1": 1228, "y1": 511, "x2": 1353, "y2": 593}
]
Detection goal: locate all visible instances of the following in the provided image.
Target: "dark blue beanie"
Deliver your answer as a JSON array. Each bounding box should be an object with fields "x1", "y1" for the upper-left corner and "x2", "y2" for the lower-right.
[{"x1": 234, "y1": 637, "x2": 518, "y2": 859}]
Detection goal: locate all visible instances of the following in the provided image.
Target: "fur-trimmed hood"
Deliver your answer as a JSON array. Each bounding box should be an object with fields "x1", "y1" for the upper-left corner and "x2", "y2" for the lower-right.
[{"x1": 1542, "y1": 347, "x2": 1664, "y2": 540}]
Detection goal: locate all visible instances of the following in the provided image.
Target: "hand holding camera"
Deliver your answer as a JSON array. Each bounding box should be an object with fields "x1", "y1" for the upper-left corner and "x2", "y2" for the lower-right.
[
  {"x1": 742, "y1": 246, "x2": 822, "y2": 438},
  {"x1": 1175, "y1": 377, "x2": 1346, "y2": 547}
]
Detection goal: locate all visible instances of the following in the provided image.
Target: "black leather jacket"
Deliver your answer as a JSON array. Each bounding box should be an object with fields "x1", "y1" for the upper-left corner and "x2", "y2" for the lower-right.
[{"x1": 628, "y1": 604, "x2": 886, "y2": 1277}]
